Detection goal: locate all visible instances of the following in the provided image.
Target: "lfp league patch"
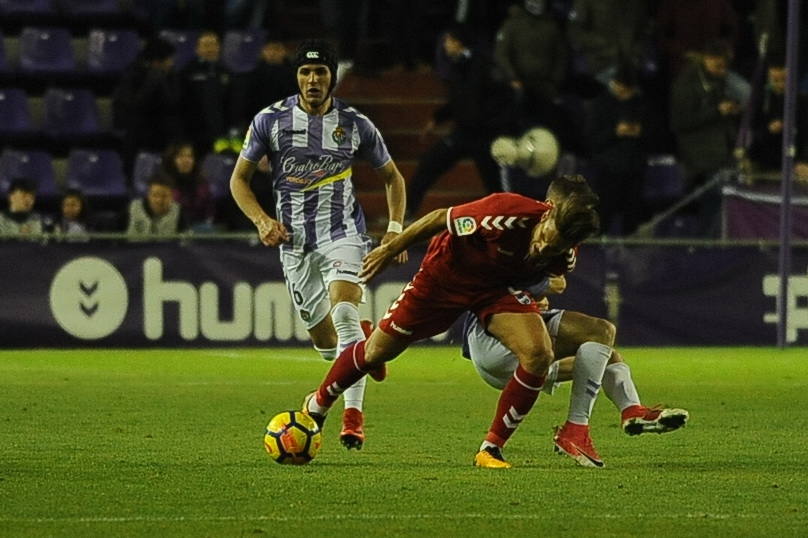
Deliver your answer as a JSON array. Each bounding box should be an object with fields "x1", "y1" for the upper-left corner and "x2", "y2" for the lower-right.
[{"x1": 453, "y1": 216, "x2": 477, "y2": 236}]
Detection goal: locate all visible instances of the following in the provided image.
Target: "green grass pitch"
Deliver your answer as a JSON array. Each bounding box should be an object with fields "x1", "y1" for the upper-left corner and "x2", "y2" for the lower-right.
[{"x1": 1, "y1": 347, "x2": 807, "y2": 537}]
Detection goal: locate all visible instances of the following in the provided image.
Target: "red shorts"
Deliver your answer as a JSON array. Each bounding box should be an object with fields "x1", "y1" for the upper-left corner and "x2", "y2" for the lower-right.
[{"x1": 377, "y1": 270, "x2": 540, "y2": 342}]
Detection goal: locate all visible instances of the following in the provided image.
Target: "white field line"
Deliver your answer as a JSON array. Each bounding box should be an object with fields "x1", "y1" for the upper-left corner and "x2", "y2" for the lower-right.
[{"x1": 0, "y1": 513, "x2": 777, "y2": 524}]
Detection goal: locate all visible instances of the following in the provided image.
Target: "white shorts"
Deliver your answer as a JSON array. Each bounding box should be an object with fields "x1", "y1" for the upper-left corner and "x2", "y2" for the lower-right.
[
  {"x1": 467, "y1": 309, "x2": 565, "y2": 390},
  {"x1": 280, "y1": 235, "x2": 371, "y2": 329}
]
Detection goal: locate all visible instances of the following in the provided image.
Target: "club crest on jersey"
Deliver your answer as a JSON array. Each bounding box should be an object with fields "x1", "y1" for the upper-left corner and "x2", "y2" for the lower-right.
[
  {"x1": 331, "y1": 126, "x2": 346, "y2": 144},
  {"x1": 453, "y1": 216, "x2": 477, "y2": 236}
]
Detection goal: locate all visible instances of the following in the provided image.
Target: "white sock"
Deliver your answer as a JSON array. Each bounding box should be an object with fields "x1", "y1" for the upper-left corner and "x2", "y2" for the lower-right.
[
  {"x1": 342, "y1": 375, "x2": 366, "y2": 411},
  {"x1": 542, "y1": 361, "x2": 560, "y2": 395},
  {"x1": 602, "y1": 362, "x2": 641, "y2": 412},
  {"x1": 331, "y1": 302, "x2": 364, "y2": 353},
  {"x1": 314, "y1": 345, "x2": 337, "y2": 361},
  {"x1": 567, "y1": 342, "x2": 611, "y2": 425},
  {"x1": 331, "y1": 301, "x2": 367, "y2": 411},
  {"x1": 480, "y1": 440, "x2": 500, "y2": 451}
]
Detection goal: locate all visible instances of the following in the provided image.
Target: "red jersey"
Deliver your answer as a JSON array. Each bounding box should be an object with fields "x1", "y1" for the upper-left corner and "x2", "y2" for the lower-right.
[{"x1": 421, "y1": 193, "x2": 567, "y2": 291}]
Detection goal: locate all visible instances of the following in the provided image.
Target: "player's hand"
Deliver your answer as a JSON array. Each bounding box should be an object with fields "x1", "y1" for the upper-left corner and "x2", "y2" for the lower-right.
[
  {"x1": 253, "y1": 216, "x2": 289, "y2": 247},
  {"x1": 381, "y1": 231, "x2": 408, "y2": 264},
  {"x1": 360, "y1": 244, "x2": 395, "y2": 283},
  {"x1": 536, "y1": 297, "x2": 550, "y2": 311}
]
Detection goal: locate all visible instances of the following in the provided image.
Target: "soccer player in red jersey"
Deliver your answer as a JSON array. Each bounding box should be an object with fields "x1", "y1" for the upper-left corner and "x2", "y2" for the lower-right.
[{"x1": 302, "y1": 174, "x2": 601, "y2": 468}]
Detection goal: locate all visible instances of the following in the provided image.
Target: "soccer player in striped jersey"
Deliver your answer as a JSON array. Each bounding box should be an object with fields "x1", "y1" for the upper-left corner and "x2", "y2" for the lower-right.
[{"x1": 230, "y1": 39, "x2": 407, "y2": 450}]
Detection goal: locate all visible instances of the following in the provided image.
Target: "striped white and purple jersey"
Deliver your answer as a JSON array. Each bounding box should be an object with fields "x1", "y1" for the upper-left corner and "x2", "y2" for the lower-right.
[{"x1": 241, "y1": 94, "x2": 392, "y2": 253}]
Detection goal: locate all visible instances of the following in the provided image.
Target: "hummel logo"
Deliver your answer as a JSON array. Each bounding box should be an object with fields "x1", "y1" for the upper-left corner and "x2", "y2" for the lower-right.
[
  {"x1": 481, "y1": 216, "x2": 529, "y2": 230},
  {"x1": 79, "y1": 280, "x2": 99, "y2": 317},
  {"x1": 390, "y1": 321, "x2": 413, "y2": 336}
]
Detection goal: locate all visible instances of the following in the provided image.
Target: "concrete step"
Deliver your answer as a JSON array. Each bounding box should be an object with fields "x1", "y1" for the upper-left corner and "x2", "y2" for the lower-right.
[
  {"x1": 357, "y1": 189, "x2": 487, "y2": 225},
  {"x1": 352, "y1": 160, "x2": 484, "y2": 193},
  {"x1": 347, "y1": 99, "x2": 443, "y2": 131},
  {"x1": 338, "y1": 71, "x2": 446, "y2": 100},
  {"x1": 379, "y1": 129, "x2": 447, "y2": 160}
]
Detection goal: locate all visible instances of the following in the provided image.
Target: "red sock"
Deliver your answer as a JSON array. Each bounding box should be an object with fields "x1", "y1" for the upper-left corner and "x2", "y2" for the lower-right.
[
  {"x1": 485, "y1": 365, "x2": 545, "y2": 447},
  {"x1": 316, "y1": 340, "x2": 369, "y2": 408}
]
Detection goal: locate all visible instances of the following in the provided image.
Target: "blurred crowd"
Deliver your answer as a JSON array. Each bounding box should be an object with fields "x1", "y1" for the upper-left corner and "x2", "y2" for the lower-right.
[{"x1": 1, "y1": 0, "x2": 807, "y2": 239}]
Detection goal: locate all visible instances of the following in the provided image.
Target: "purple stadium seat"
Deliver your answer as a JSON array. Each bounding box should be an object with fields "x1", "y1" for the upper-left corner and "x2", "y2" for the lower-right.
[
  {"x1": 43, "y1": 88, "x2": 101, "y2": 136},
  {"x1": 132, "y1": 151, "x2": 162, "y2": 196},
  {"x1": 222, "y1": 29, "x2": 266, "y2": 74},
  {"x1": 19, "y1": 27, "x2": 75, "y2": 74},
  {"x1": 0, "y1": 149, "x2": 58, "y2": 196},
  {"x1": 58, "y1": 0, "x2": 122, "y2": 15},
  {"x1": 159, "y1": 29, "x2": 198, "y2": 70},
  {"x1": 0, "y1": 89, "x2": 34, "y2": 134},
  {"x1": 0, "y1": 0, "x2": 56, "y2": 15},
  {"x1": 643, "y1": 155, "x2": 685, "y2": 203},
  {"x1": 87, "y1": 29, "x2": 140, "y2": 73},
  {"x1": 66, "y1": 149, "x2": 127, "y2": 197},
  {"x1": 0, "y1": 33, "x2": 8, "y2": 72},
  {"x1": 201, "y1": 153, "x2": 237, "y2": 199}
]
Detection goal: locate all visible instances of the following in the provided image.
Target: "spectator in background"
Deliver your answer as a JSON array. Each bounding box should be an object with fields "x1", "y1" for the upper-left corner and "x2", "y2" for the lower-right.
[
  {"x1": 567, "y1": 0, "x2": 649, "y2": 87},
  {"x1": 494, "y1": 0, "x2": 567, "y2": 131},
  {"x1": 407, "y1": 26, "x2": 517, "y2": 217},
  {"x1": 587, "y1": 63, "x2": 659, "y2": 235},
  {"x1": 656, "y1": 0, "x2": 738, "y2": 78},
  {"x1": 748, "y1": 60, "x2": 808, "y2": 183},
  {"x1": 156, "y1": 141, "x2": 215, "y2": 228},
  {"x1": 0, "y1": 179, "x2": 44, "y2": 236},
  {"x1": 113, "y1": 38, "x2": 183, "y2": 173},
  {"x1": 55, "y1": 189, "x2": 91, "y2": 237},
  {"x1": 181, "y1": 31, "x2": 234, "y2": 156},
  {"x1": 126, "y1": 176, "x2": 189, "y2": 237},
  {"x1": 248, "y1": 40, "x2": 297, "y2": 115},
  {"x1": 670, "y1": 39, "x2": 743, "y2": 234}
]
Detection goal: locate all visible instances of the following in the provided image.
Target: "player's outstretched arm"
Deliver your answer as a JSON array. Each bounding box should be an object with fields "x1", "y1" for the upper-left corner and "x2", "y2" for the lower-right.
[
  {"x1": 375, "y1": 160, "x2": 408, "y2": 264},
  {"x1": 230, "y1": 156, "x2": 288, "y2": 247},
  {"x1": 360, "y1": 208, "x2": 448, "y2": 282}
]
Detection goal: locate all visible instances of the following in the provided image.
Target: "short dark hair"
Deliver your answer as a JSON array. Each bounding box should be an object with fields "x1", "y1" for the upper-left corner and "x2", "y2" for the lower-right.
[
  {"x1": 703, "y1": 39, "x2": 732, "y2": 59},
  {"x1": 553, "y1": 189, "x2": 601, "y2": 243},
  {"x1": 547, "y1": 174, "x2": 599, "y2": 205},
  {"x1": 147, "y1": 175, "x2": 174, "y2": 190},
  {"x1": 8, "y1": 178, "x2": 36, "y2": 195}
]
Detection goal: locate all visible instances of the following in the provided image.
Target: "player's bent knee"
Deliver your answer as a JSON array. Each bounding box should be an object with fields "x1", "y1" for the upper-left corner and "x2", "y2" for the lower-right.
[
  {"x1": 590, "y1": 318, "x2": 616, "y2": 347},
  {"x1": 517, "y1": 348, "x2": 554, "y2": 376}
]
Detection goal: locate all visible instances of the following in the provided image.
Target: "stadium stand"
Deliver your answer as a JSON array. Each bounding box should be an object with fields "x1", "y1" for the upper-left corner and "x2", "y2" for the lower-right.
[
  {"x1": 200, "y1": 153, "x2": 237, "y2": 200},
  {"x1": 65, "y1": 148, "x2": 127, "y2": 197},
  {"x1": 86, "y1": 29, "x2": 140, "y2": 73},
  {"x1": 42, "y1": 88, "x2": 101, "y2": 137},
  {"x1": 0, "y1": 0, "x2": 56, "y2": 15},
  {"x1": 0, "y1": 148, "x2": 58, "y2": 196},
  {"x1": 158, "y1": 29, "x2": 199, "y2": 71},
  {"x1": 59, "y1": 0, "x2": 123, "y2": 16},
  {"x1": 19, "y1": 27, "x2": 75, "y2": 74},
  {"x1": 131, "y1": 151, "x2": 162, "y2": 196},
  {"x1": 0, "y1": 88, "x2": 35, "y2": 135},
  {"x1": 222, "y1": 29, "x2": 266, "y2": 74}
]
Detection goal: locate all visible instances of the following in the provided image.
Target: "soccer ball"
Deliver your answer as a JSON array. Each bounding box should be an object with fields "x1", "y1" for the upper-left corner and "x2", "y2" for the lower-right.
[
  {"x1": 263, "y1": 410, "x2": 322, "y2": 465},
  {"x1": 490, "y1": 127, "x2": 559, "y2": 177}
]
